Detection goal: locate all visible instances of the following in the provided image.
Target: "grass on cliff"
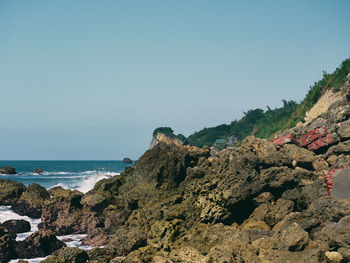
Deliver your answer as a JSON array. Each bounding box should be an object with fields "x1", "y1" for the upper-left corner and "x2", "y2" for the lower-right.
[
  {"x1": 186, "y1": 58, "x2": 350, "y2": 147},
  {"x1": 187, "y1": 100, "x2": 299, "y2": 147},
  {"x1": 285, "y1": 58, "x2": 350, "y2": 128}
]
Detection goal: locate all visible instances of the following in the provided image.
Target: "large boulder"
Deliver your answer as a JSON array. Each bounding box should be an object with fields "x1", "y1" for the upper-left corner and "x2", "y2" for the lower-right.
[
  {"x1": 0, "y1": 166, "x2": 16, "y2": 174},
  {"x1": 15, "y1": 229, "x2": 65, "y2": 259},
  {"x1": 41, "y1": 187, "x2": 101, "y2": 235},
  {"x1": 41, "y1": 247, "x2": 88, "y2": 263},
  {"x1": 337, "y1": 120, "x2": 350, "y2": 140},
  {"x1": 81, "y1": 175, "x2": 124, "y2": 212},
  {"x1": 33, "y1": 168, "x2": 44, "y2": 174},
  {"x1": 0, "y1": 179, "x2": 26, "y2": 205},
  {"x1": 3, "y1": 219, "x2": 31, "y2": 234},
  {"x1": 12, "y1": 183, "x2": 50, "y2": 218}
]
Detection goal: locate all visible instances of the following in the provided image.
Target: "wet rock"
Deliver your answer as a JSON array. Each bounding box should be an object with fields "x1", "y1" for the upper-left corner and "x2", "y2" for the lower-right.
[
  {"x1": 3, "y1": 219, "x2": 31, "y2": 234},
  {"x1": 122, "y1": 158, "x2": 133, "y2": 163},
  {"x1": 42, "y1": 187, "x2": 101, "y2": 235},
  {"x1": 15, "y1": 229, "x2": 65, "y2": 259},
  {"x1": 0, "y1": 225, "x2": 16, "y2": 262},
  {"x1": 33, "y1": 168, "x2": 44, "y2": 174},
  {"x1": 81, "y1": 175, "x2": 125, "y2": 213},
  {"x1": 0, "y1": 179, "x2": 26, "y2": 205},
  {"x1": 0, "y1": 166, "x2": 16, "y2": 174},
  {"x1": 81, "y1": 227, "x2": 110, "y2": 247},
  {"x1": 12, "y1": 183, "x2": 50, "y2": 218}
]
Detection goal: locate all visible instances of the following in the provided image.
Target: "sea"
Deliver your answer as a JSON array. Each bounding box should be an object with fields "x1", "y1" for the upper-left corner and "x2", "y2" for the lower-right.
[{"x1": 0, "y1": 160, "x2": 133, "y2": 263}]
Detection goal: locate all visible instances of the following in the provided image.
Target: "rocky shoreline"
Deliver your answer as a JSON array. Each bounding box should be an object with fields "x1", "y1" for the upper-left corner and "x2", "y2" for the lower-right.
[{"x1": 1, "y1": 78, "x2": 350, "y2": 262}]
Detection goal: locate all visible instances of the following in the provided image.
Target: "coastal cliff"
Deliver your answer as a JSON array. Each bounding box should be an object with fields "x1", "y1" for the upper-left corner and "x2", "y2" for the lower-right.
[{"x1": 1, "y1": 75, "x2": 350, "y2": 262}]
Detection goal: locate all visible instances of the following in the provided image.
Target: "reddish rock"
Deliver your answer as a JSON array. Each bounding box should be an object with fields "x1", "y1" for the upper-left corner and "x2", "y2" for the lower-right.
[
  {"x1": 297, "y1": 127, "x2": 327, "y2": 147},
  {"x1": 307, "y1": 134, "x2": 334, "y2": 151},
  {"x1": 271, "y1": 134, "x2": 296, "y2": 149}
]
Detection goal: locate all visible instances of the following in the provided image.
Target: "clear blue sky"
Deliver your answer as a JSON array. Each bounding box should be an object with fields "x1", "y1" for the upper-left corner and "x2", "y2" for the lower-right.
[{"x1": 0, "y1": 0, "x2": 349, "y2": 160}]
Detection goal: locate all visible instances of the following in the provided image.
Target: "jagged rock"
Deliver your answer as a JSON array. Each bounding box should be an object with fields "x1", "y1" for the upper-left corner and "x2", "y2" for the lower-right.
[
  {"x1": 15, "y1": 229, "x2": 65, "y2": 259},
  {"x1": 337, "y1": 120, "x2": 350, "y2": 139},
  {"x1": 253, "y1": 192, "x2": 274, "y2": 205},
  {"x1": 252, "y1": 222, "x2": 309, "y2": 252},
  {"x1": 122, "y1": 158, "x2": 133, "y2": 163},
  {"x1": 42, "y1": 247, "x2": 88, "y2": 263},
  {"x1": 33, "y1": 168, "x2": 44, "y2": 174},
  {"x1": 257, "y1": 249, "x2": 325, "y2": 263},
  {"x1": 0, "y1": 225, "x2": 16, "y2": 262},
  {"x1": 0, "y1": 166, "x2": 16, "y2": 174},
  {"x1": 147, "y1": 219, "x2": 184, "y2": 250},
  {"x1": 81, "y1": 175, "x2": 124, "y2": 212},
  {"x1": 3, "y1": 219, "x2": 31, "y2": 234},
  {"x1": 247, "y1": 198, "x2": 294, "y2": 227},
  {"x1": 0, "y1": 179, "x2": 26, "y2": 205},
  {"x1": 12, "y1": 183, "x2": 50, "y2": 218},
  {"x1": 168, "y1": 247, "x2": 207, "y2": 262},
  {"x1": 81, "y1": 228, "x2": 110, "y2": 247},
  {"x1": 314, "y1": 216, "x2": 350, "y2": 249},
  {"x1": 240, "y1": 220, "x2": 271, "y2": 231},
  {"x1": 111, "y1": 257, "x2": 127, "y2": 263},
  {"x1": 107, "y1": 225, "x2": 147, "y2": 256},
  {"x1": 87, "y1": 247, "x2": 115, "y2": 263},
  {"x1": 42, "y1": 187, "x2": 101, "y2": 235}
]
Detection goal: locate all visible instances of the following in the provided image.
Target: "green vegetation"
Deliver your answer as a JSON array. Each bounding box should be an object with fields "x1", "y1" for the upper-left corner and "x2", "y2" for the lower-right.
[
  {"x1": 153, "y1": 59, "x2": 350, "y2": 149},
  {"x1": 187, "y1": 101, "x2": 298, "y2": 147},
  {"x1": 153, "y1": 127, "x2": 175, "y2": 138},
  {"x1": 152, "y1": 127, "x2": 188, "y2": 144},
  {"x1": 286, "y1": 59, "x2": 350, "y2": 127}
]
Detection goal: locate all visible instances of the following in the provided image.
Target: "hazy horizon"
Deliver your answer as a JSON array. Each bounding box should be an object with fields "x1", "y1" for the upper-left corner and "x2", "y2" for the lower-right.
[{"x1": 1, "y1": 0, "x2": 350, "y2": 160}]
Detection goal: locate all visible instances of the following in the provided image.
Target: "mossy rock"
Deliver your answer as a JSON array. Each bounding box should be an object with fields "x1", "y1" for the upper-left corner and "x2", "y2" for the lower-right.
[
  {"x1": 0, "y1": 179, "x2": 26, "y2": 205},
  {"x1": 42, "y1": 247, "x2": 88, "y2": 263}
]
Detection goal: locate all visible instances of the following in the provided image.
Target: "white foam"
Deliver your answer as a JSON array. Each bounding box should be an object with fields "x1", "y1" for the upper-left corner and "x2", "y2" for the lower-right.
[
  {"x1": 0, "y1": 206, "x2": 41, "y2": 241},
  {"x1": 9, "y1": 257, "x2": 47, "y2": 263},
  {"x1": 75, "y1": 172, "x2": 119, "y2": 193},
  {"x1": 57, "y1": 234, "x2": 93, "y2": 250}
]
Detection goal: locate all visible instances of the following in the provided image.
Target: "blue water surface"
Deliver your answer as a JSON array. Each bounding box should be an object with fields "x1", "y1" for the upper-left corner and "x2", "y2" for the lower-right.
[{"x1": 0, "y1": 160, "x2": 133, "y2": 191}]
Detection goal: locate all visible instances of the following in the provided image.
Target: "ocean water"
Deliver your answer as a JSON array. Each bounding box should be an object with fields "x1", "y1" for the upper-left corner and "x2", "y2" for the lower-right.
[
  {"x1": 0, "y1": 160, "x2": 132, "y2": 193},
  {"x1": 0, "y1": 160, "x2": 133, "y2": 263}
]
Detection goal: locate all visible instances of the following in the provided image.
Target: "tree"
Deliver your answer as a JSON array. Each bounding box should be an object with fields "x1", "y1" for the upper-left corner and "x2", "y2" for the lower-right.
[{"x1": 153, "y1": 127, "x2": 175, "y2": 138}]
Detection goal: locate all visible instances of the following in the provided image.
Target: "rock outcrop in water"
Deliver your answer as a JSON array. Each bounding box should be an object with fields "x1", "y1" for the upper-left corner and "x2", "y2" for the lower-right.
[
  {"x1": 12, "y1": 183, "x2": 51, "y2": 218},
  {"x1": 0, "y1": 166, "x2": 16, "y2": 174},
  {"x1": 2, "y1": 74, "x2": 350, "y2": 262}
]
